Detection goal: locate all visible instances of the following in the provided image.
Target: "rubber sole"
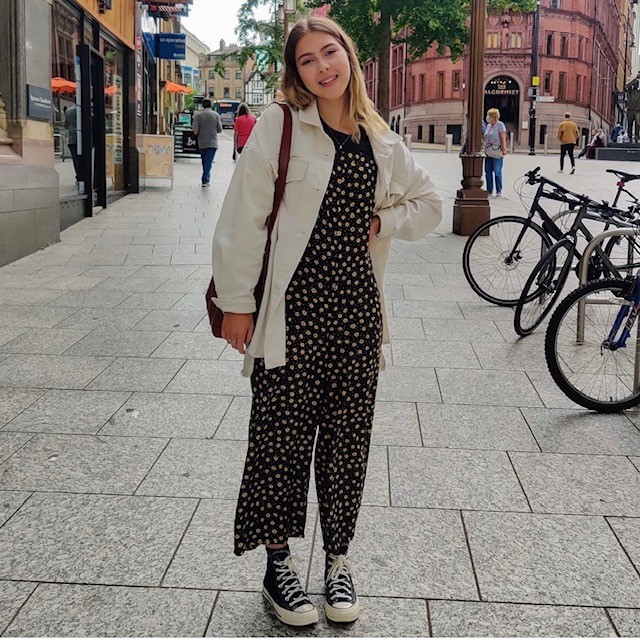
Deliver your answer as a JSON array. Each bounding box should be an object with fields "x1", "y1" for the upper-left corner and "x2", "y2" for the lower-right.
[
  {"x1": 262, "y1": 587, "x2": 319, "y2": 627},
  {"x1": 324, "y1": 598, "x2": 362, "y2": 623}
]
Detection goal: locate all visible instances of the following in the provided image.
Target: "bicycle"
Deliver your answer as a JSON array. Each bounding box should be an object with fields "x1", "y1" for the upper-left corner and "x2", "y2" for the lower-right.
[
  {"x1": 462, "y1": 167, "x2": 640, "y2": 307},
  {"x1": 513, "y1": 197, "x2": 637, "y2": 337},
  {"x1": 545, "y1": 274, "x2": 640, "y2": 412}
]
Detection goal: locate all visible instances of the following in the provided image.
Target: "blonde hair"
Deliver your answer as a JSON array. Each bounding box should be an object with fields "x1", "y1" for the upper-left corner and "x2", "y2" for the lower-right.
[
  {"x1": 281, "y1": 16, "x2": 388, "y2": 141},
  {"x1": 487, "y1": 108, "x2": 500, "y2": 119}
]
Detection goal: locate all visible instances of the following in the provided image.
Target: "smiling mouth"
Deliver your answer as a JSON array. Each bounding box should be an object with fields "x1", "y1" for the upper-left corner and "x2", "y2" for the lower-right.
[{"x1": 319, "y1": 75, "x2": 338, "y2": 86}]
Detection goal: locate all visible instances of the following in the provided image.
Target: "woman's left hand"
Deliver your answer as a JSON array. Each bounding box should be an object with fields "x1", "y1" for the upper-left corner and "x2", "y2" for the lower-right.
[{"x1": 369, "y1": 215, "x2": 381, "y2": 248}]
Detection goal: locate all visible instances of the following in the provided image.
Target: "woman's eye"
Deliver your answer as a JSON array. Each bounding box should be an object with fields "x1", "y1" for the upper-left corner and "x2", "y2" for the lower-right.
[
  {"x1": 325, "y1": 49, "x2": 336, "y2": 56},
  {"x1": 301, "y1": 59, "x2": 312, "y2": 65}
]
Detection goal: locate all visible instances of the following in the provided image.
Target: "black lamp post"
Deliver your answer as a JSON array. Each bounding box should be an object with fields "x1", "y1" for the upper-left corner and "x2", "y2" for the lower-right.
[{"x1": 528, "y1": 0, "x2": 541, "y2": 155}]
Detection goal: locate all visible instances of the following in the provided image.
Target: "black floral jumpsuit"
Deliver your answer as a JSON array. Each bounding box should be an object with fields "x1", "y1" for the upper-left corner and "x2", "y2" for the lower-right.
[{"x1": 234, "y1": 122, "x2": 382, "y2": 557}]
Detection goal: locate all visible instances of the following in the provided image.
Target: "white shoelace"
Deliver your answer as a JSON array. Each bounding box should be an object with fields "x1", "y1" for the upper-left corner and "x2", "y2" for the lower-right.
[
  {"x1": 326, "y1": 554, "x2": 354, "y2": 602},
  {"x1": 273, "y1": 556, "x2": 311, "y2": 609}
]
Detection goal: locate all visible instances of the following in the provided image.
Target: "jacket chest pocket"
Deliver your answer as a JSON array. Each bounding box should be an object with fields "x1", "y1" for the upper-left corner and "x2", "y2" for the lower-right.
[{"x1": 282, "y1": 157, "x2": 308, "y2": 212}]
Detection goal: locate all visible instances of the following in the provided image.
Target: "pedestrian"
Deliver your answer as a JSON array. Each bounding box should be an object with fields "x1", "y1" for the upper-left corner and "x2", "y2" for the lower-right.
[
  {"x1": 556, "y1": 112, "x2": 579, "y2": 174},
  {"x1": 233, "y1": 103, "x2": 257, "y2": 158},
  {"x1": 211, "y1": 15, "x2": 442, "y2": 628},
  {"x1": 64, "y1": 103, "x2": 82, "y2": 184},
  {"x1": 611, "y1": 123, "x2": 623, "y2": 143},
  {"x1": 192, "y1": 98, "x2": 222, "y2": 187},
  {"x1": 483, "y1": 107, "x2": 507, "y2": 197},
  {"x1": 586, "y1": 128, "x2": 606, "y2": 159}
]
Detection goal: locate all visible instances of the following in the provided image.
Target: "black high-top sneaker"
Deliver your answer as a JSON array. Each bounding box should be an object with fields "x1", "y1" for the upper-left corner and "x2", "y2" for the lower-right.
[
  {"x1": 263, "y1": 547, "x2": 319, "y2": 627},
  {"x1": 324, "y1": 553, "x2": 361, "y2": 623}
]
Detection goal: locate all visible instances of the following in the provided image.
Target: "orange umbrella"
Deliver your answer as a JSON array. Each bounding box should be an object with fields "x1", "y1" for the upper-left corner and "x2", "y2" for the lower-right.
[
  {"x1": 105, "y1": 85, "x2": 118, "y2": 95},
  {"x1": 165, "y1": 81, "x2": 193, "y2": 94},
  {"x1": 51, "y1": 77, "x2": 76, "y2": 93}
]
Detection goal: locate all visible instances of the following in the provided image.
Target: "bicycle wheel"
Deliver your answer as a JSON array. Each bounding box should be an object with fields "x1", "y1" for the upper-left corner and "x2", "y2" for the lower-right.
[
  {"x1": 462, "y1": 216, "x2": 552, "y2": 306},
  {"x1": 514, "y1": 239, "x2": 575, "y2": 336},
  {"x1": 545, "y1": 278, "x2": 640, "y2": 412}
]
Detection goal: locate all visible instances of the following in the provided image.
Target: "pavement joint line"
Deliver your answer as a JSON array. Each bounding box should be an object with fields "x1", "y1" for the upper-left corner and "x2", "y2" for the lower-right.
[
  {"x1": 516, "y1": 407, "x2": 544, "y2": 453},
  {"x1": 459, "y1": 510, "x2": 483, "y2": 602},
  {"x1": 603, "y1": 607, "x2": 623, "y2": 637},
  {"x1": 202, "y1": 590, "x2": 220, "y2": 638},
  {"x1": 131, "y1": 436, "x2": 173, "y2": 496},
  {"x1": 304, "y1": 509, "x2": 320, "y2": 593},
  {"x1": 604, "y1": 515, "x2": 640, "y2": 582},
  {"x1": 424, "y1": 598, "x2": 433, "y2": 637},
  {"x1": 505, "y1": 450, "x2": 534, "y2": 513},
  {"x1": 0, "y1": 581, "x2": 38, "y2": 636}
]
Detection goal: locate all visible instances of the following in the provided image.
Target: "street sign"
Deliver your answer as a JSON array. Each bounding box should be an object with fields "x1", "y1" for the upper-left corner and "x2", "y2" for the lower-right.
[
  {"x1": 536, "y1": 95, "x2": 555, "y2": 102},
  {"x1": 532, "y1": 76, "x2": 540, "y2": 86},
  {"x1": 26, "y1": 85, "x2": 52, "y2": 121}
]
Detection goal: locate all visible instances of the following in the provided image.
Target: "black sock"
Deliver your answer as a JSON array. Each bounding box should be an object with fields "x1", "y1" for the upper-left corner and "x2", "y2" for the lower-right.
[{"x1": 266, "y1": 544, "x2": 290, "y2": 562}]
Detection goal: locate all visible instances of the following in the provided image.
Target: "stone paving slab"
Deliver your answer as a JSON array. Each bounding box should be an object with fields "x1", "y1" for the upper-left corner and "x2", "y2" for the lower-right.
[
  {"x1": 607, "y1": 608, "x2": 640, "y2": 637},
  {"x1": 2, "y1": 389, "x2": 130, "y2": 434},
  {"x1": 0, "y1": 305, "x2": 78, "y2": 329},
  {"x1": 0, "y1": 328, "x2": 92, "y2": 356},
  {"x1": 389, "y1": 447, "x2": 530, "y2": 511},
  {"x1": 0, "y1": 491, "x2": 31, "y2": 527},
  {"x1": 0, "y1": 388, "x2": 45, "y2": 428},
  {"x1": 510, "y1": 453, "x2": 640, "y2": 516},
  {"x1": 162, "y1": 499, "x2": 317, "y2": 591},
  {"x1": 463, "y1": 511, "x2": 640, "y2": 607},
  {"x1": 0, "y1": 492, "x2": 198, "y2": 585},
  {"x1": 165, "y1": 360, "x2": 252, "y2": 396},
  {"x1": 0, "y1": 580, "x2": 37, "y2": 635},
  {"x1": 150, "y1": 331, "x2": 226, "y2": 360},
  {"x1": 64, "y1": 329, "x2": 170, "y2": 358},
  {"x1": 86, "y1": 357, "x2": 185, "y2": 392},
  {"x1": 206, "y1": 591, "x2": 429, "y2": 637},
  {"x1": 308, "y1": 506, "x2": 478, "y2": 600},
  {"x1": 375, "y1": 366, "x2": 441, "y2": 403},
  {"x1": 429, "y1": 600, "x2": 616, "y2": 637},
  {"x1": 55, "y1": 307, "x2": 152, "y2": 331},
  {"x1": 0, "y1": 434, "x2": 33, "y2": 465},
  {"x1": 391, "y1": 340, "x2": 480, "y2": 369},
  {"x1": 2, "y1": 583, "x2": 216, "y2": 637},
  {"x1": 132, "y1": 310, "x2": 205, "y2": 332}
]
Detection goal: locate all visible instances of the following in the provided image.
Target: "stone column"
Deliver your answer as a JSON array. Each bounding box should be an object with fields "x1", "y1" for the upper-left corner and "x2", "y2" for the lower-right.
[{"x1": 452, "y1": 0, "x2": 491, "y2": 236}]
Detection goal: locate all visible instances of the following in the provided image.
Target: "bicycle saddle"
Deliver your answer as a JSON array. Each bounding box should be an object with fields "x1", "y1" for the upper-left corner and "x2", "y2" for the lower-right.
[{"x1": 606, "y1": 169, "x2": 640, "y2": 182}]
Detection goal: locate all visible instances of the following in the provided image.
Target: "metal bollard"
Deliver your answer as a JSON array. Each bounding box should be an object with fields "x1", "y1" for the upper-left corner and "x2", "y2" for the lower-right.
[
  {"x1": 509, "y1": 132, "x2": 514, "y2": 153},
  {"x1": 404, "y1": 133, "x2": 412, "y2": 150},
  {"x1": 445, "y1": 133, "x2": 453, "y2": 153},
  {"x1": 582, "y1": 134, "x2": 588, "y2": 149},
  {"x1": 544, "y1": 133, "x2": 548, "y2": 155}
]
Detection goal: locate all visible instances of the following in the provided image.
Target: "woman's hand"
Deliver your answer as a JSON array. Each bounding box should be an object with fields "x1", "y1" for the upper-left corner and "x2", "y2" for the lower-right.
[
  {"x1": 369, "y1": 215, "x2": 381, "y2": 248},
  {"x1": 221, "y1": 312, "x2": 254, "y2": 354}
]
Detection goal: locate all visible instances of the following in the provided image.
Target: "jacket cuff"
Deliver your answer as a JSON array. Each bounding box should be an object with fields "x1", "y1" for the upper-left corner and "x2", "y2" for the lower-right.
[
  {"x1": 210, "y1": 296, "x2": 256, "y2": 314},
  {"x1": 376, "y1": 207, "x2": 396, "y2": 238}
]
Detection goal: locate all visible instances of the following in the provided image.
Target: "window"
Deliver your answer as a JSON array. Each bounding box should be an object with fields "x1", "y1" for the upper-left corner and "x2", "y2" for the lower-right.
[
  {"x1": 208, "y1": 70, "x2": 215, "y2": 79},
  {"x1": 558, "y1": 72, "x2": 566, "y2": 100},
  {"x1": 235, "y1": 87, "x2": 242, "y2": 98},
  {"x1": 546, "y1": 32, "x2": 554, "y2": 56},
  {"x1": 578, "y1": 36, "x2": 584, "y2": 59},
  {"x1": 551, "y1": 0, "x2": 560, "y2": 8},
  {"x1": 223, "y1": 86, "x2": 230, "y2": 97},
  {"x1": 560, "y1": 34, "x2": 568, "y2": 57},
  {"x1": 417, "y1": 125, "x2": 423, "y2": 140},
  {"x1": 419, "y1": 74, "x2": 425, "y2": 101},
  {"x1": 235, "y1": 69, "x2": 242, "y2": 80},
  {"x1": 452, "y1": 71, "x2": 461, "y2": 92},
  {"x1": 576, "y1": 75, "x2": 583, "y2": 103},
  {"x1": 544, "y1": 71, "x2": 553, "y2": 93},
  {"x1": 509, "y1": 33, "x2": 522, "y2": 49},
  {"x1": 429, "y1": 124, "x2": 435, "y2": 143},
  {"x1": 486, "y1": 32, "x2": 499, "y2": 48},
  {"x1": 224, "y1": 70, "x2": 230, "y2": 79},
  {"x1": 437, "y1": 72, "x2": 445, "y2": 100}
]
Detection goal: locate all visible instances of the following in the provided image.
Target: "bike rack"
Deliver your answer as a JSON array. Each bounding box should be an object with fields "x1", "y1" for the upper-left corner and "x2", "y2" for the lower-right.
[{"x1": 576, "y1": 227, "x2": 640, "y2": 389}]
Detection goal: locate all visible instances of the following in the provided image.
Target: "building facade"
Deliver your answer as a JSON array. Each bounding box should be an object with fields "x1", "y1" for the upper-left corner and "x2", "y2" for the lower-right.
[
  {"x1": 181, "y1": 25, "x2": 208, "y2": 93},
  {"x1": 199, "y1": 40, "x2": 254, "y2": 101},
  {"x1": 245, "y1": 70, "x2": 274, "y2": 112}
]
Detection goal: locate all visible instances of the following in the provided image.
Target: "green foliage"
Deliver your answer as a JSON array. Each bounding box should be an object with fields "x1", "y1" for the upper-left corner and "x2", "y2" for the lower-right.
[{"x1": 185, "y1": 94, "x2": 195, "y2": 111}]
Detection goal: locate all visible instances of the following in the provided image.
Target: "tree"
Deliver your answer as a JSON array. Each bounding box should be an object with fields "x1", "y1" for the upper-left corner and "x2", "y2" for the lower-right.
[{"x1": 306, "y1": 0, "x2": 537, "y2": 121}]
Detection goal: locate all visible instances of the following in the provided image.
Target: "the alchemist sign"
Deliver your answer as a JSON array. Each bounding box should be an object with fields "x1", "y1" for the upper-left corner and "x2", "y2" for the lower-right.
[{"x1": 484, "y1": 76, "x2": 520, "y2": 96}]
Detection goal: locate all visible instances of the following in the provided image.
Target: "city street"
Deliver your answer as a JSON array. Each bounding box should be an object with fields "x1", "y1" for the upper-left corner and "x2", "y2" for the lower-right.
[{"x1": 1, "y1": 136, "x2": 640, "y2": 636}]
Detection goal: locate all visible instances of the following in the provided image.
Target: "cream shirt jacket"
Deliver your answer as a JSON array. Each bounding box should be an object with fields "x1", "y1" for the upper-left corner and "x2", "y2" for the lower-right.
[{"x1": 212, "y1": 101, "x2": 443, "y2": 377}]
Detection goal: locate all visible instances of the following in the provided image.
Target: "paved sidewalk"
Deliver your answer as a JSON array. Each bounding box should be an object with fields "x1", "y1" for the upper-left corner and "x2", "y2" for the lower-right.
[{"x1": 1, "y1": 137, "x2": 640, "y2": 637}]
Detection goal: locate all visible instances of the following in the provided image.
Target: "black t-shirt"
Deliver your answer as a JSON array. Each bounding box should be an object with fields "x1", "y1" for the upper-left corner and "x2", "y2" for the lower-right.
[{"x1": 321, "y1": 120, "x2": 374, "y2": 159}]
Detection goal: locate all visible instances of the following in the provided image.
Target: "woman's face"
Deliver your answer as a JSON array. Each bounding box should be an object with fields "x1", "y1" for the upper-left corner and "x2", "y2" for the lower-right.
[
  {"x1": 488, "y1": 113, "x2": 497, "y2": 124},
  {"x1": 295, "y1": 31, "x2": 351, "y2": 102}
]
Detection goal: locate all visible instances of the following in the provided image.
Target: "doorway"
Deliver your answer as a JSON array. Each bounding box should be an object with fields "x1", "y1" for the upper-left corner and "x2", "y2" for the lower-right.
[{"x1": 484, "y1": 75, "x2": 520, "y2": 142}]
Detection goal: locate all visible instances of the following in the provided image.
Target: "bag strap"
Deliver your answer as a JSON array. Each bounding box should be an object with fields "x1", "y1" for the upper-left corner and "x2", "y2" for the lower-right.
[{"x1": 267, "y1": 103, "x2": 293, "y2": 236}]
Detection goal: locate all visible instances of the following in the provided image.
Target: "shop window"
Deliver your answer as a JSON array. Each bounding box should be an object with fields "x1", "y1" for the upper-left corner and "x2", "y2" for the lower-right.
[
  {"x1": 544, "y1": 71, "x2": 553, "y2": 93},
  {"x1": 102, "y1": 38, "x2": 125, "y2": 192},
  {"x1": 452, "y1": 71, "x2": 461, "y2": 92},
  {"x1": 546, "y1": 32, "x2": 554, "y2": 56}
]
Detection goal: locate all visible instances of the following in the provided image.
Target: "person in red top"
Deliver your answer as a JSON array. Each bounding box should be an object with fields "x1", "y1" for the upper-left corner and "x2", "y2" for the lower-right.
[{"x1": 233, "y1": 104, "x2": 257, "y2": 157}]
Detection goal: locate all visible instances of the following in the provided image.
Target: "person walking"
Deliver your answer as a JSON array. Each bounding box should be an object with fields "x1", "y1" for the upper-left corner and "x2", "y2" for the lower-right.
[
  {"x1": 233, "y1": 103, "x2": 257, "y2": 158},
  {"x1": 556, "y1": 112, "x2": 579, "y2": 174},
  {"x1": 192, "y1": 98, "x2": 222, "y2": 186},
  {"x1": 211, "y1": 16, "x2": 442, "y2": 628},
  {"x1": 483, "y1": 108, "x2": 507, "y2": 197},
  {"x1": 64, "y1": 103, "x2": 82, "y2": 184}
]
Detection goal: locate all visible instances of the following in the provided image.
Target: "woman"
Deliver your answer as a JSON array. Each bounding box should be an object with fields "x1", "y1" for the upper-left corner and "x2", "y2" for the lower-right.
[
  {"x1": 212, "y1": 16, "x2": 442, "y2": 627},
  {"x1": 483, "y1": 107, "x2": 508, "y2": 197},
  {"x1": 233, "y1": 103, "x2": 257, "y2": 157},
  {"x1": 586, "y1": 128, "x2": 606, "y2": 159}
]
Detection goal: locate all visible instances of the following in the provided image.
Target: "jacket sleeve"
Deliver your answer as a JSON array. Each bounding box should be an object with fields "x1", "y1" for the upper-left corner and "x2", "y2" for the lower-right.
[
  {"x1": 216, "y1": 113, "x2": 223, "y2": 133},
  {"x1": 376, "y1": 142, "x2": 443, "y2": 241},
  {"x1": 192, "y1": 113, "x2": 199, "y2": 135},
  {"x1": 211, "y1": 104, "x2": 283, "y2": 313}
]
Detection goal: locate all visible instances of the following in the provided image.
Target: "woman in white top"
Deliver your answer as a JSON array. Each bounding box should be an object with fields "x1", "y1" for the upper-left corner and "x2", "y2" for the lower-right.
[{"x1": 212, "y1": 16, "x2": 442, "y2": 627}]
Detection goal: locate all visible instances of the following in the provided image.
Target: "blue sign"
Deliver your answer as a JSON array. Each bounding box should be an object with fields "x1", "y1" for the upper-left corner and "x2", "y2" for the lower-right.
[
  {"x1": 26, "y1": 85, "x2": 52, "y2": 121},
  {"x1": 156, "y1": 33, "x2": 186, "y2": 60},
  {"x1": 142, "y1": 32, "x2": 157, "y2": 58}
]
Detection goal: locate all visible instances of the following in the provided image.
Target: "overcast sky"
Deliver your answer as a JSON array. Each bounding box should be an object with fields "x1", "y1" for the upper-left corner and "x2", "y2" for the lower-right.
[{"x1": 182, "y1": 0, "x2": 269, "y2": 52}]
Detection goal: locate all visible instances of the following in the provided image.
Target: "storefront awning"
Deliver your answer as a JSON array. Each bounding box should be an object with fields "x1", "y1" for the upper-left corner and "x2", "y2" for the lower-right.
[
  {"x1": 51, "y1": 77, "x2": 76, "y2": 93},
  {"x1": 164, "y1": 81, "x2": 192, "y2": 94},
  {"x1": 105, "y1": 85, "x2": 118, "y2": 95}
]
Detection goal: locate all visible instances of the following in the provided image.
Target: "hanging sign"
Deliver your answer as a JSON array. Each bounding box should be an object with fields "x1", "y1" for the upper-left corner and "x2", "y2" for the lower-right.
[
  {"x1": 156, "y1": 33, "x2": 186, "y2": 60},
  {"x1": 147, "y1": 3, "x2": 190, "y2": 17}
]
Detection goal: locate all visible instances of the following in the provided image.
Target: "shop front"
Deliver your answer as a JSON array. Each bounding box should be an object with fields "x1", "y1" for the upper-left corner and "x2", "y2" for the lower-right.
[{"x1": 51, "y1": 0, "x2": 136, "y2": 228}]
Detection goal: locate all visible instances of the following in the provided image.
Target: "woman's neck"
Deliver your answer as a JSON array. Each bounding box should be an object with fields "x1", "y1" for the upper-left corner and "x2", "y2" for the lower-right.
[{"x1": 317, "y1": 96, "x2": 352, "y2": 133}]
